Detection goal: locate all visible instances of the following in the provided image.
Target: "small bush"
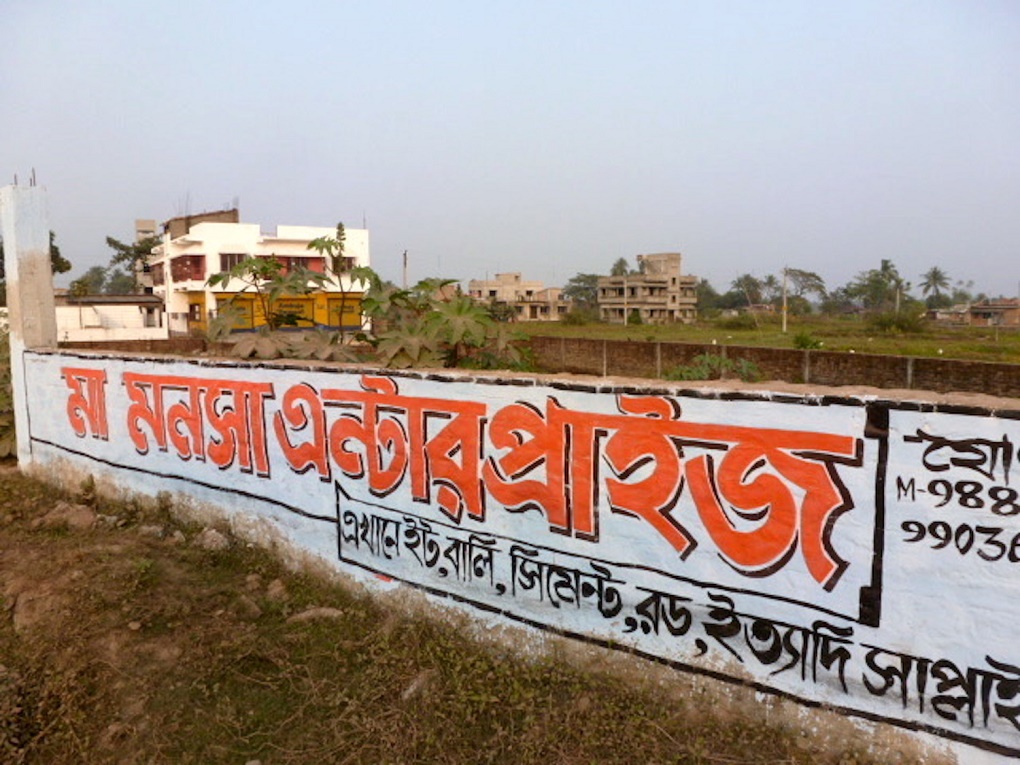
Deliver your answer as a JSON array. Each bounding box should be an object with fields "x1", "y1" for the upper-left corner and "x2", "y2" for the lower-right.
[
  {"x1": 793, "y1": 331, "x2": 822, "y2": 350},
  {"x1": 664, "y1": 353, "x2": 761, "y2": 382},
  {"x1": 561, "y1": 307, "x2": 600, "y2": 326},
  {"x1": 716, "y1": 313, "x2": 758, "y2": 331},
  {"x1": 867, "y1": 312, "x2": 925, "y2": 333}
]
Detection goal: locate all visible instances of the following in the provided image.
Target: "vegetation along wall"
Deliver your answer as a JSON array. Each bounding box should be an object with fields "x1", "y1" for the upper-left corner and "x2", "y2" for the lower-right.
[
  {"x1": 20, "y1": 349, "x2": 1020, "y2": 761},
  {"x1": 528, "y1": 336, "x2": 1020, "y2": 398}
]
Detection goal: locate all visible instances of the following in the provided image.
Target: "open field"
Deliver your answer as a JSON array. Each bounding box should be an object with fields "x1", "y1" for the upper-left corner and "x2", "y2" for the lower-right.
[
  {"x1": 0, "y1": 466, "x2": 913, "y2": 764},
  {"x1": 516, "y1": 315, "x2": 1020, "y2": 365}
]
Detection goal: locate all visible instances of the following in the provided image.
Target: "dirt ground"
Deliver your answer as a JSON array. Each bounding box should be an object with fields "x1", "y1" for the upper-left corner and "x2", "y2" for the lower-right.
[{"x1": 0, "y1": 463, "x2": 927, "y2": 765}]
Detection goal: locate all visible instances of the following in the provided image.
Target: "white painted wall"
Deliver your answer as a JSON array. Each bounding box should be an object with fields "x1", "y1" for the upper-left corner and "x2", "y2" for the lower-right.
[
  {"x1": 16, "y1": 352, "x2": 1020, "y2": 762},
  {"x1": 55, "y1": 304, "x2": 168, "y2": 342}
]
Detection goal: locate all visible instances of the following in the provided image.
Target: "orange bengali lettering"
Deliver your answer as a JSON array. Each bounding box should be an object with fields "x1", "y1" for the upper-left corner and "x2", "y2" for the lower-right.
[
  {"x1": 122, "y1": 372, "x2": 273, "y2": 474},
  {"x1": 325, "y1": 376, "x2": 487, "y2": 522},
  {"x1": 62, "y1": 367, "x2": 109, "y2": 440}
]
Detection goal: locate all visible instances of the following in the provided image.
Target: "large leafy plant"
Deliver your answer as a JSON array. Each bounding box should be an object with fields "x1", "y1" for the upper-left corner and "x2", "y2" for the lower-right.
[
  {"x1": 360, "y1": 274, "x2": 528, "y2": 370},
  {"x1": 207, "y1": 256, "x2": 326, "y2": 331},
  {"x1": 206, "y1": 256, "x2": 355, "y2": 360}
]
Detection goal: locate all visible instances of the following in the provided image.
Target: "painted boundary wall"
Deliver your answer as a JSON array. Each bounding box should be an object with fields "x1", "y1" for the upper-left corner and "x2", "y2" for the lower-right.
[
  {"x1": 528, "y1": 336, "x2": 1020, "y2": 398},
  {"x1": 14, "y1": 348, "x2": 1020, "y2": 762}
]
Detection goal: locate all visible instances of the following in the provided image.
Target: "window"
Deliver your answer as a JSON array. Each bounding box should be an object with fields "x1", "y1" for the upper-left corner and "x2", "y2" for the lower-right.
[
  {"x1": 171, "y1": 255, "x2": 206, "y2": 281},
  {"x1": 220, "y1": 253, "x2": 247, "y2": 272}
]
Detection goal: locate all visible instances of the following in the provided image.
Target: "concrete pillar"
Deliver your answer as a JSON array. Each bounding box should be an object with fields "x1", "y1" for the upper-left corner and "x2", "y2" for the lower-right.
[
  {"x1": 1, "y1": 186, "x2": 57, "y2": 349},
  {"x1": 1, "y1": 185, "x2": 57, "y2": 464}
]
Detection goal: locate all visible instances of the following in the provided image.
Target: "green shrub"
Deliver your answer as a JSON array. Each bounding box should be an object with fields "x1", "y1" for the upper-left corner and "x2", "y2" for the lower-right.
[
  {"x1": 793, "y1": 331, "x2": 822, "y2": 350},
  {"x1": 664, "y1": 353, "x2": 761, "y2": 382},
  {"x1": 867, "y1": 312, "x2": 925, "y2": 333},
  {"x1": 716, "y1": 313, "x2": 757, "y2": 330},
  {"x1": 561, "y1": 307, "x2": 600, "y2": 326}
]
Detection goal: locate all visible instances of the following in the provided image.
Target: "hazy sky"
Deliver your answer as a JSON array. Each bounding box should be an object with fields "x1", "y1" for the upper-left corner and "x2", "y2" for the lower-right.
[{"x1": 3, "y1": 1, "x2": 1018, "y2": 296}]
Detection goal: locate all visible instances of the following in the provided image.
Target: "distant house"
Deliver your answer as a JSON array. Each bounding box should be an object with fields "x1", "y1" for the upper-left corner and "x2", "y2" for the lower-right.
[
  {"x1": 55, "y1": 292, "x2": 167, "y2": 343},
  {"x1": 926, "y1": 304, "x2": 970, "y2": 325},
  {"x1": 967, "y1": 298, "x2": 1020, "y2": 327},
  {"x1": 598, "y1": 252, "x2": 698, "y2": 324},
  {"x1": 467, "y1": 273, "x2": 568, "y2": 321},
  {"x1": 148, "y1": 216, "x2": 370, "y2": 335}
]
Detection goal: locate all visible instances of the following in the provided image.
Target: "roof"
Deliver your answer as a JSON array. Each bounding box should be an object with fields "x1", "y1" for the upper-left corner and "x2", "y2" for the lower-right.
[{"x1": 62, "y1": 294, "x2": 165, "y2": 307}]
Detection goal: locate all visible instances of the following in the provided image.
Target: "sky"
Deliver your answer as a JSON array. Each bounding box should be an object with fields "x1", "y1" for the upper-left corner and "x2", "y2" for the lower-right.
[{"x1": 2, "y1": 0, "x2": 1018, "y2": 297}]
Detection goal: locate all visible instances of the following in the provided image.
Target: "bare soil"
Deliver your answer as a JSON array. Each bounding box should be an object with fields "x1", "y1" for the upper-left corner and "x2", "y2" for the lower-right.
[{"x1": 0, "y1": 464, "x2": 918, "y2": 765}]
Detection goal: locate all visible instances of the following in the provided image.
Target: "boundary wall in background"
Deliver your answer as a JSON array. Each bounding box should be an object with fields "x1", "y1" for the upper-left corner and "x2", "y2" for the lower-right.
[
  {"x1": 528, "y1": 336, "x2": 1020, "y2": 398},
  {"x1": 17, "y1": 348, "x2": 1020, "y2": 763}
]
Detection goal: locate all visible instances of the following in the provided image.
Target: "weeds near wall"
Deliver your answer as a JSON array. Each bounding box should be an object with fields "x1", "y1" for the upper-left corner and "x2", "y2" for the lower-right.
[
  {"x1": 0, "y1": 330, "x2": 14, "y2": 457},
  {"x1": 664, "y1": 353, "x2": 762, "y2": 382}
]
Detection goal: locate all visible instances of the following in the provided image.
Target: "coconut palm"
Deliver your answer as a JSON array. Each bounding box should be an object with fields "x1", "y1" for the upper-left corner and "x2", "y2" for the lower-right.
[{"x1": 920, "y1": 267, "x2": 950, "y2": 306}]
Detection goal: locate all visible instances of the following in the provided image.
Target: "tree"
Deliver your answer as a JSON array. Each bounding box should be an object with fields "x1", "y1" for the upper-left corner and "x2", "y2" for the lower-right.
[
  {"x1": 104, "y1": 234, "x2": 159, "y2": 292},
  {"x1": 785, "y1": 268, "x2": 826, "y2": 300},
  {"x1": 562, "y1": 273, "x2": 600, "y2": 310},
  {"x1": 730, "y1": 274, "x2": 762, "y2": 306},
  {"x1": 819, "y1": 286, "x2": 857, "y2": 315},
  {"x1": 920, "y1": 267, "x2": 951, "y2": 308},
  {"x1": 951, "y1": 280, "x2": 976, "y2": 305},
  {"x1": 843, "y1": 259, "x2": 908, "y2": 312},
  {"x1": 69, "y1": 266, "x2": 108, "y2": 296},
  {"x1": 760, "y1": 274, "x2": 781, "y2": 304},
  {"x1": 49, "y1": 232, "x2": 71, "y2": 275},
  {"x1": 695, "y1": 278, "x2": 721, "y2": 314},
  {"x1": 104, "y1": 268, "x2": 137, "y2": 294},
  {"x1": 610, "y1": 257, "x2": 633, "y2": 277},
  {"x1": 0, "y1": 230, "x2": 71, "y2": 306}
]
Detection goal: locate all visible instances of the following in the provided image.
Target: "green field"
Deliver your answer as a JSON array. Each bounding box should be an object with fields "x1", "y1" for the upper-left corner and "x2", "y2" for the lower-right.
[{"x1": 517, "y1": 315, "x2": 1020, "y2": 365}]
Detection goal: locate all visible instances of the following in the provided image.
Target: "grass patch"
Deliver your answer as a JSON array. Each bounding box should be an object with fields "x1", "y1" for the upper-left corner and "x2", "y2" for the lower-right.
[{"x1": 518, "y1": 315, "x2": 1020, "y2": 363}]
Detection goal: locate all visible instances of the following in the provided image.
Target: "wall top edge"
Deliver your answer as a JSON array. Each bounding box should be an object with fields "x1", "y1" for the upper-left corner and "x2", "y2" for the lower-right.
[{"x1": 30, "y1": 347, "x2": 1020, "y2": 417}]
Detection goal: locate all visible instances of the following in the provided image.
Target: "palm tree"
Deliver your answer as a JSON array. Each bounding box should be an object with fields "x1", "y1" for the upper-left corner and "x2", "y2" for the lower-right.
[{"x1": 920, "y1": 267, "x2": 950, "y2": 305}]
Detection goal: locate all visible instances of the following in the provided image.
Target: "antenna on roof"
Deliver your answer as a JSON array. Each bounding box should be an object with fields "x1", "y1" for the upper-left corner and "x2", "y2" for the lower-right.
[
  {"x1": 30, "y1": 168, "x2": 36, "y2": 186},
  {"x1": 362, "y1": 211, "x2": 367, "y2": 229}
]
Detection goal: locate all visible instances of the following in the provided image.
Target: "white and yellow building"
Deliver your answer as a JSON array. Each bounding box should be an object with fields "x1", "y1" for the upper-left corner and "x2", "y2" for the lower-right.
[{"x1": 149, "y1": 220, "x2": 370, "y2": 335}]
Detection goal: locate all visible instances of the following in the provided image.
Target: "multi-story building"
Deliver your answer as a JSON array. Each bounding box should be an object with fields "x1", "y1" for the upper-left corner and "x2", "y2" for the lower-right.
[
  {"x1": 149, "y1": 218, "x2": 369, "y2": 335},
  {"x1": 597, "y1": 252, "x2": 698, "y2": 324},
  {"x1": 467, "y1": 272, "x2": 569, "y2": 321}
]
